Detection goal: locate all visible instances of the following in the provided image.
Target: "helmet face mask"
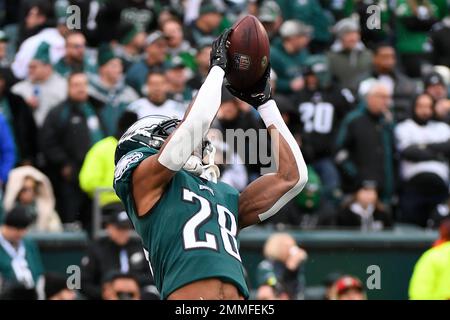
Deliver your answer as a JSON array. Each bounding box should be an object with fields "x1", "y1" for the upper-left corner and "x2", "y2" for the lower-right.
[{"x1": 115, "y1": 115, "x2": 221, "y2": 182}]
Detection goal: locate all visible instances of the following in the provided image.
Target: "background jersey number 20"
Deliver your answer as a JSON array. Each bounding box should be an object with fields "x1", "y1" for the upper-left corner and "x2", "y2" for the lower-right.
[{"x1": 299, "y1": 102, "x2": 335, "y2": 134}]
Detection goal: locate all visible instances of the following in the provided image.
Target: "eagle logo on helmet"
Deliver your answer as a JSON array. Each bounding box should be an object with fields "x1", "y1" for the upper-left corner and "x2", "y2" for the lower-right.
[{"x1": 115, "y1": 115, "x2": 221, "y2": 182}]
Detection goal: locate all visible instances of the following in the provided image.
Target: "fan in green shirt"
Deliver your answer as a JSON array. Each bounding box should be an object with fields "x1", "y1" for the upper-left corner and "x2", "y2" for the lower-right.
[{"x1": 0, "y1": 206, "x2": 44, "y2": 294}]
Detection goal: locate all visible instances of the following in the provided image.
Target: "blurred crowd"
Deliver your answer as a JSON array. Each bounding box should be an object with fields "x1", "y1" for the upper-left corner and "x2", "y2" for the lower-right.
[{"x1": 0, "y1": 0, "x2": 450, "y2": 299}]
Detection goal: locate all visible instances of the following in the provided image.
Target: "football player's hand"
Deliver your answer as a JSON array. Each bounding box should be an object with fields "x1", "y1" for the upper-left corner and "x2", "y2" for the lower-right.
[
  {"x1": 225, "y1": 64, "x2": 272, "y2": 108},
  {"x1": 209, "y1": 28, "x2": 233, "y2": 71}
]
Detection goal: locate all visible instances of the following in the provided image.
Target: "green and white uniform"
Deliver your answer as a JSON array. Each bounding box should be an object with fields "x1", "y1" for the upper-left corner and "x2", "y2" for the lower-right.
[{"x1": 114, "y1": 147, "x2": 249, "y2": 299}]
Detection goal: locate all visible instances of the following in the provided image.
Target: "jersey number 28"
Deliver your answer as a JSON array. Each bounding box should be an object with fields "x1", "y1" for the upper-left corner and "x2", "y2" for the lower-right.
[{"x1": 182, "y1": 188, "x2": 242, "y2": 262}]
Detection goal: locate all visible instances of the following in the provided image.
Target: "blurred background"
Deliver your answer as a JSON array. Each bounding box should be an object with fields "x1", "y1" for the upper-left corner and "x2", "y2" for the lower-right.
[{"x1": 0, "y1": 0, "x2": 449, "y2": 300}]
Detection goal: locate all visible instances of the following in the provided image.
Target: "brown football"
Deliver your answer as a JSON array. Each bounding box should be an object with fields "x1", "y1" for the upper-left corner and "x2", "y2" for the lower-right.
[{"x1": 226, "y1": 15, "x2": 270, "y2": 90}]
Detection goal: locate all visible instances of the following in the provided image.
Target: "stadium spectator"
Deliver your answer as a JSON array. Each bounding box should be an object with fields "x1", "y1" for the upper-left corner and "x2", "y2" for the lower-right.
[
  {"x1": 127, "y1": 71, "x2": 185, "y2": 119},
  {"x1": 424, "y1": 71, "x2": 449, "y2": 101},
  {"x1": 81, "y1": 206, "x2": 155, "y2": 300},
  {"x1": 270, "y1": 20, "x2": 311, "y2": 95},
  {"x1": 395, "y1": 0, "x2": 443, "y2": 78},
  {"x1": 165, "y1": 56, "x2": 194, "y2": 107},
  {"x1": 155, "y1": 5, "x2": 181, "y2": 29},
  {"x1": 79, "y1": 111, "x2": 138, "y2": 208},
  {"x1": 0, "y1": 112, "x2": 15, "y2": 222},
  {"x1": 272, "y1": 165, "x2": 336, "y2": 228},
  {"x1": 429, "y1": 196, "x2": 450, "y2": 229},
  {"x1": 334, "y1": 275, "x2": 367, "y2": 300},
  {"x1": 337, "y1": 180, "x2": 393, "y2": 230},
  {"x1": 161, "y1": 18, "x2": 196, "y2": 70},
  {"x1": 423, "y1": 72, "x2": 450, "y2": 122},
  {"x1": 12, "y1": 1, "x2": 66, "y2": 79},
  {"x1": 409, "y1": 218, "x2": 450, "y2": 299},
  {"x1": 0, "y1": 191, "x2": 3, "y2": 224},
  {"x1": 0, "y1": 113, "x2": 15, "y2": 190},
  {"x1": 246, "y1": 0, "x2": 260, "y2": 16},
  {"x1": 185, "y1": 1, "x2": 225, "y2": 48},
  {"x1": 43, "y1": 272, "x2": 77, "y2": 300},
  {"x1": 0, "y1": 69, "x2": 38, "y2": 165},
  {"x1": 88, "y1": 44, "x2": 138, "y2": 136},
  {"x1": 3, "y1": 166, "x2": 62, "y2": 232},
  {"x1": 257, "y1": 1, "x2": 283, "y2": 41},
  {"x1": 429, "y1": 13, "x2": 450, "y2": 68},
  {"x1": 273, "y1": 93, "x2": 301, "y2": 134},
  {"x1": 186, "y1": 44, "x2": 212, "y2": 90},
  {"x1": 321, "y1": 272, "x2": 342, "y2": 300},
  {"x1": 335, "y1": 82, "x2": 395, "y2": 204},
  {"x1": 17, "y1": 0, "x2": 54, "y2": 45},
  {"x1": 53, "y1": 31, "x2": 97, "y2": 78},
  {"x1": 256, "y1": 233, "x2": 308, "y2": 300},
  {"x1": 276, "y1": 0, "x2": 332, "y2": 52},
  {"x1": 94, "y1": 0, "x2": 158, "y2": 44},
  {"x1": 0, "y1": 281, "x2": 38, "y2": 299},
  {"x1": 358, "y1": 43, "x2": 418, "y2": 122},
  {"x1": 11, "y1": 41, "x2": 67, "y2": 128},
  {"x1": 101, "y1": 271, "x2": 142, "y2": 300},
  {"x1": 0, "y1": 31, "x2": 11, "y2": 68},
  {"x1": 433, "y1": 218, "x2": 450, "y2": 246},
  {"x1": 256, "y1": 282, "x2": 289, "y2": 300},
  {"x1": 395, "y1": 93, "x2": 450, "y2": 227},
  {"x1": 0, "y1": 206, "x2": 44, "y2": 296},
  {"x1": 125, "y1": 31, "x2": 168, "y2": 95},
  {"x1": 114, "y1": 23, "x2": 147, "y2": 72},
  {"x1": 40, "y1": 72, "x2": 106, "y2": 226},
  {"x1": 327, "y1": 18, "x2": 373, "y2": 93},
  {"x1": 294, "y1": 56, "x2": 354, "y2": 204}
]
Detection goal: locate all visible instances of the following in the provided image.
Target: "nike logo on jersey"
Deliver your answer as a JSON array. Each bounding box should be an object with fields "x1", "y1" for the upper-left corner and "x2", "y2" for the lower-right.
[{"x1": 199, "y1": 184, "x2": 214, "y2": 196}]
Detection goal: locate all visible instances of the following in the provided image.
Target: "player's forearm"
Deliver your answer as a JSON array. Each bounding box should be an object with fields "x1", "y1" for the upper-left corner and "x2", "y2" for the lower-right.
[
  {"x1": 158, "y1": 66, "x2": 224, "y2": 171},
  {"x1": 256, "y1": 99, "x2": 308, "y2": 221}
]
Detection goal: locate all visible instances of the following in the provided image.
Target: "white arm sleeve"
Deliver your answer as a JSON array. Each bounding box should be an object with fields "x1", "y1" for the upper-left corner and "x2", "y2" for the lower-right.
[
  {"x1": 158, "y1": 66, "x2": 225, "y2": 171},
  {"x1": 257, "y1": 99, "x2": 308, "y2": 221}
]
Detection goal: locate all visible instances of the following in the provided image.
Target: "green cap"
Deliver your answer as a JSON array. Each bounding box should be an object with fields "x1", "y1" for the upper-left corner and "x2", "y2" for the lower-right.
[
  {"x1": 295, "y1": 166, "x2": 322, "y2": 211},
  {"x1": 199, "y1": 0, "x2": 223, "y2": 15},
  {"x1": 33, "y1": 41, "x2": 51, "y2": 64},
  {"x1": 258, "y1": 1, "x2": 281, "y2": 23},
  {"x1": 119, "y1": 24, "x2": 140, "y2": 45},
  {"x1": 97, "y1": 43, "x2": 116, "y2": 67},
  {"x1": 167, "y1": 55, "x2": 186, "y2": 69}
]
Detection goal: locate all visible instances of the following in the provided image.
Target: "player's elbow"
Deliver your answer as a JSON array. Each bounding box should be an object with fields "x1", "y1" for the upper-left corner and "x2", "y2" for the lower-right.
[
  {"x1": 289, "y1": 160, "x2": 308, "y2": 195},
  {"x1": 283, "y1": 162, "x2": 308, "y2": 195}
]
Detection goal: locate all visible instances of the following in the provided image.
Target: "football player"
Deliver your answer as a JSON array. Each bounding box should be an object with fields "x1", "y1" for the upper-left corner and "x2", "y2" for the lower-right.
[{"x1": 113, "y1": 29, "x2": 308, "y2": 300}]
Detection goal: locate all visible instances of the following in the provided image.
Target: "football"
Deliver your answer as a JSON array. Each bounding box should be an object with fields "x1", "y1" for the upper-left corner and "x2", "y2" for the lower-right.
[{"x1": 226, "y1": 15, "x2": 270, "y2": 90}]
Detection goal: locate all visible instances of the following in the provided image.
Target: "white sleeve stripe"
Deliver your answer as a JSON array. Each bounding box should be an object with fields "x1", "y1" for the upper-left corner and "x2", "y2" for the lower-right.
[
  {"x1": 157, "y1": 66, "x2": 225, "y2": 171},
  {"x1": 257, "y1": 99, "x2": 308, "y2": 221}
]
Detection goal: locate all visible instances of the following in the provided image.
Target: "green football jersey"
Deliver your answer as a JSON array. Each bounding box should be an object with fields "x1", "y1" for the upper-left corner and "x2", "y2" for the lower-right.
[{"x1": 114, "y1": 147, "x2": 249, "y2": 299}]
